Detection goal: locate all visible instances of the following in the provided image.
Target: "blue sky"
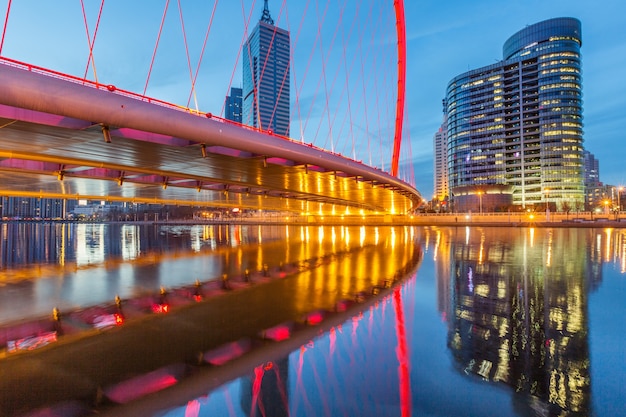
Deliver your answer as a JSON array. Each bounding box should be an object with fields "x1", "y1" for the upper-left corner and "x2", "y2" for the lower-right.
[{"x1": 1, "y1": 1, "x2": 624, "y2": 198}]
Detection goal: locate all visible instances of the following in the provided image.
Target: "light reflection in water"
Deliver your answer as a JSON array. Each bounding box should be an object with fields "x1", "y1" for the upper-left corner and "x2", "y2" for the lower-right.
[
  {"x1": 0, "y1": 223, "x2": 419, "y2": 324},
  {"x1": 1, "y1": 225, "x2": 626, "y2": 416},
  {"x1": 153, "y1": 227, "x2": 626, "y2": 417},
  {"x1": 160, "y1": 287, "x2": 415, "y2": 417}
]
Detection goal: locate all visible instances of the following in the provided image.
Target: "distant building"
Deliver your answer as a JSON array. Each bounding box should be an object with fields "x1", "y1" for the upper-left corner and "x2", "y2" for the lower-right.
[
  {"x1": 433, "y1": 99, "x2": 449, "y2": 203},
  {"x1": 242, "y1": 0, "x2": 290, "y2": 136},
  {"x1": 445, "y1": 18, "x2": 584, "y2": 212},
  {"x1": 224, "y1": 87, "x2": 242, "y2": 123},
  {"x1": 0, "y1": 197, "x2": 74, "y2": 219},
  {"x1": 583, "y1": 150, "x2": 602, "y2": 210},
  {"x1": 583, "y1": 149, "x2": 600, "y2": 187}
]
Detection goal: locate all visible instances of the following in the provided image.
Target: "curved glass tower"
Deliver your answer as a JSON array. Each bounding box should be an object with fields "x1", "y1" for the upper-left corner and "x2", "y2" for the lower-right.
[{"x1": 446, "y1": 18, "x2": 584, "y2": 210}]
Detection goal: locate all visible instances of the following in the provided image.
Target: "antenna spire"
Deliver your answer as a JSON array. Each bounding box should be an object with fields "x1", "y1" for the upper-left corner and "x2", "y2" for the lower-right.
[{"x1": 260, "y1": 0, "x2": 274, "y2": 25}]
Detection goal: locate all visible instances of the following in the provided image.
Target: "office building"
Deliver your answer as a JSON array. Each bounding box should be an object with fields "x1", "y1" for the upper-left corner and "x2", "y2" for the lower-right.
[
  {"x1": 582, "y1": 150, "x2": 600, "y2": 188},
  {"x1": 224, "y1": 87, "x2": 243, "y2": 123},
  {"x1": 242, "y1": 0, "x2": 290, "y2": 136},
  {"x1": 445, "y1": 18, "x2": 584, "y2": 211},
  {"x1": 433, "y1": 100, "x2": 449, "y2": 203}
]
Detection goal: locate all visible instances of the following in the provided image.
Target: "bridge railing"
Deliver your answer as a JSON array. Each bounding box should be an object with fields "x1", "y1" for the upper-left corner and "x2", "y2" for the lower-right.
[{"x1": 1, "y1": 56, "x2": 367, "y2": 165}]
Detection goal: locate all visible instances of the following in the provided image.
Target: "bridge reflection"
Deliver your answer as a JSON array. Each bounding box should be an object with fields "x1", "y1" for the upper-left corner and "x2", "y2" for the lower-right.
[{"x1": 0, "y1": 224, "x2": 422, "y2": 416}]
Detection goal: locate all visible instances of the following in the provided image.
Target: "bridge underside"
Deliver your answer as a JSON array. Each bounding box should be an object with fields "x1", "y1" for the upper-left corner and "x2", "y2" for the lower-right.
[{"x1": 0, "y1": 63, "x2": 421, "y2": 216}]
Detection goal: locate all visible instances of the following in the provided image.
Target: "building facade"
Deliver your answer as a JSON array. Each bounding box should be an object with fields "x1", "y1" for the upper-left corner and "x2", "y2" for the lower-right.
[
  {"x1": 242, "y1": 1, "x2": 290, "y2": 136},
  {"x1": 224, "y1": 87, "x2": 243, "y2": 123},
  {"x1": 433, "y1": 100, "x2": 449, "y2": 203},
  {"x1": 0, "y1": 197, "x2": 75, "y2": 219},
  {"x1": 445, "y1": 18, "x2": 584, "y2": 211}
]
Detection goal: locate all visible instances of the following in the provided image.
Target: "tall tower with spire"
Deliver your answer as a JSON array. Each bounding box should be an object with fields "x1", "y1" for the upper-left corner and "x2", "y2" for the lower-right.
[{"x1": 242, "y1": 0, "x2": 290, "y2": 136}]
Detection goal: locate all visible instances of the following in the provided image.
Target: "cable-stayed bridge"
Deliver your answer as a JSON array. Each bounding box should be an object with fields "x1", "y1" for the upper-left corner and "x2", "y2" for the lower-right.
[{"x1": 0, "y1": 1, "x2": 422, "y2": 216}]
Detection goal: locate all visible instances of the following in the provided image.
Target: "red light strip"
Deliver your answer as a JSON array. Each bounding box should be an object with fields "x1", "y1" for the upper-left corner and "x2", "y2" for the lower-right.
[
  {"x1": 390, "y1": 0, "x2": 406, "y2": 177},
  {"x1": 393, "y1": 286, "x2": 411, "y2": 416},
  {"x1": 251, "y1": 364, "x2": 265, "y2": 417}
]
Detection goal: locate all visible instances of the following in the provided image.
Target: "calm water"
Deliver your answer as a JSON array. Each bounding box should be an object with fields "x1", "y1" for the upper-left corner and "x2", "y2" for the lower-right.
[{"x1": 1, "y1": 223, "x2": 625, "y2": 416}]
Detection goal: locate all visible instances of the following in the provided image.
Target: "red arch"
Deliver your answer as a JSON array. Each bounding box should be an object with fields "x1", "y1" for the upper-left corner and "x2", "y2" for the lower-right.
[{"x1": 391, "y1": 0, "x2": 406, "y2": 177}]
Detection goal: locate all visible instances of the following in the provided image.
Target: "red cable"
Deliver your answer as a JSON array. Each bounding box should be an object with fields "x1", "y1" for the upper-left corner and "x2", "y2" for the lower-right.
[
  {"x1": 312, "y1": 0, "x2": 334, "y2": 151},
  {"x1": 177, "y1": 0, "x2": 195, "y2": 108},
  {"x1": 230, "y1": 0, "x2": 257, "y2": 125},
  {"x1": 144, "y1": 0, "x2": 170, "y2": 97},
  {"x1": 261, "y1": 0, "x2": 288, "y2": 134},
  {"x1": 186, "y1": 1, "x2": 219, "y2": 108},
  {"x1": 356, "y1": 0, "x2": 377, "y2": 166},
  {"x1": 285, "y1": 0, "x2": 311, "y2": 142},
  {"x1": 297, "y1": 0, "x2": 325, "y2": 141},
  {"x1": 80, "y1": 0, "x2": 105, "y2": 82},
  {"x1": 333, "y1": 0, "x2": 378, "y2": 163},
  {"x1": 0, "y1": 0, "x2": 12, "y2": 55},
  {"x1": 332, "y1": 0, "x2": 361, "y2": 159},
  {"x1": 316, "y1": 0, "x2": 350, "y2": 152},
  {"x1": 367, "y1": 5, "x2": 387, "y2": 170}
]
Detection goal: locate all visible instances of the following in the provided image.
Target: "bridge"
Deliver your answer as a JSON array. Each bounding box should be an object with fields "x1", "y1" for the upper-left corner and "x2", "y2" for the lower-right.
[{"x1": 0, "y1": 1, "x2": 421, "y2": 217}]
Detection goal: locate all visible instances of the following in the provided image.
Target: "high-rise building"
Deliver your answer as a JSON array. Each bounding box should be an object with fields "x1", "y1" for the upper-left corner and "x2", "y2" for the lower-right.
[
  {"x1": 433, "y1": 99, "x2": 449, "y2": 202},
  {"x1": 224, "y1": 87, "x2": 243, "y2": 123},
  {"x1": 582, "y1": 149, "x2": 600, "y2": 188},
  {"x1": 445, "y1": 18, "x2": 584, "y2": 211},
  {"x1": 242, "y1": 0, "x2": 290, "y2": 136}
]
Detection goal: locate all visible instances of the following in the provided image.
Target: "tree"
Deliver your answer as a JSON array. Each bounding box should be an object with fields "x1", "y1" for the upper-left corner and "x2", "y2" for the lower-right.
[{"x1": 561, "y1": 201, "x2": 572, "y2": 220}]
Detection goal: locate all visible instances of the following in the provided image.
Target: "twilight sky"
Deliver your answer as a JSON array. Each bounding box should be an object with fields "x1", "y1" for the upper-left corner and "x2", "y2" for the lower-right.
[{"x1": 1, "y1": 0, "x2": 624, "y2": 198}]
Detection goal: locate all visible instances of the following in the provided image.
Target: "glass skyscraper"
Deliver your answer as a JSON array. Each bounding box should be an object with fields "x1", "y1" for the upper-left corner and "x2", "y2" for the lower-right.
[
  {"x1": 242, "y1": 1, "x2": 290, "y2": 137},
  {"x1": 224, "y1": 87, "x2": 243, "y2": 123},
  {"x1": 445, "y1": 17, "x2": 584, "y2": 210}
]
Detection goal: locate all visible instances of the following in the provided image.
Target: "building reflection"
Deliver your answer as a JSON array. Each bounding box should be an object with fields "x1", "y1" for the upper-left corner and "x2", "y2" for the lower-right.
[{"x1": 431, "y1": 227, "x2": 613, "y2": 416}]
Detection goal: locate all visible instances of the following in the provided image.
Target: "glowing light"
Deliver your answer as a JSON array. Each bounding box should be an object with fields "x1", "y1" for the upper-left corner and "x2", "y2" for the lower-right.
[
  {"x1": 152, "y1": 303, "x2": 170, "y2": 314},
  {"x1": 306, "y1": 311, "x2": 324, "y2": 325}
]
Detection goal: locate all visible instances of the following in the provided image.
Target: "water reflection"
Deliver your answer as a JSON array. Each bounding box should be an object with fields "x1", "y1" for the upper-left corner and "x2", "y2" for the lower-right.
[
  {"x1": 152, "y1": 226, "x2": 625, "y2": 417},
  {"x1": 0, "y1": 223, "x2": 418, "y2": 324},
  {"x1": 445, "y1": 227, "x2": 594, "y2": 416},
  {"x1": 158, "y1": 285, "x2": 415, "y2": 417},
  {"x1": 1, "y1": 224, "x2": 625, "y2": 416}
]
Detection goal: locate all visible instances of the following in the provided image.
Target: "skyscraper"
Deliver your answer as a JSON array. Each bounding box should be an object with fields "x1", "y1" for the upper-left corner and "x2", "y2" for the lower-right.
[
  {"x1": 445, "y1": 18, "x2": 584, "y2": 211},
  {"x1": 433, "y1": 99, "x2": 449, "y2": 203},
  {"x1": 224, "y1": 87, "x2": 243, "y2": 123},
  {"x1": 582, "y1": 149, "x2": 600, "y2": 188},
  {"x1": 242, "y1": 1, "x2": 290, "y2": 136}
]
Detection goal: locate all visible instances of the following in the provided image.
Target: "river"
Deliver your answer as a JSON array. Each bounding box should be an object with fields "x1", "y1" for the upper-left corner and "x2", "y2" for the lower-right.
[{"x1": 0, "y1": 223, "x2": 624, "y2": 416}]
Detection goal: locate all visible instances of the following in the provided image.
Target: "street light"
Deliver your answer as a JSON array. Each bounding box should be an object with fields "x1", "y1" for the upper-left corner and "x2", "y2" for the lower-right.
[
  {"x1": 618, "y1": 186, "x2": 623, "y2": 213},
  {"x1": 477, "y1": 191, "x2": 483, "y2": 214}
]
